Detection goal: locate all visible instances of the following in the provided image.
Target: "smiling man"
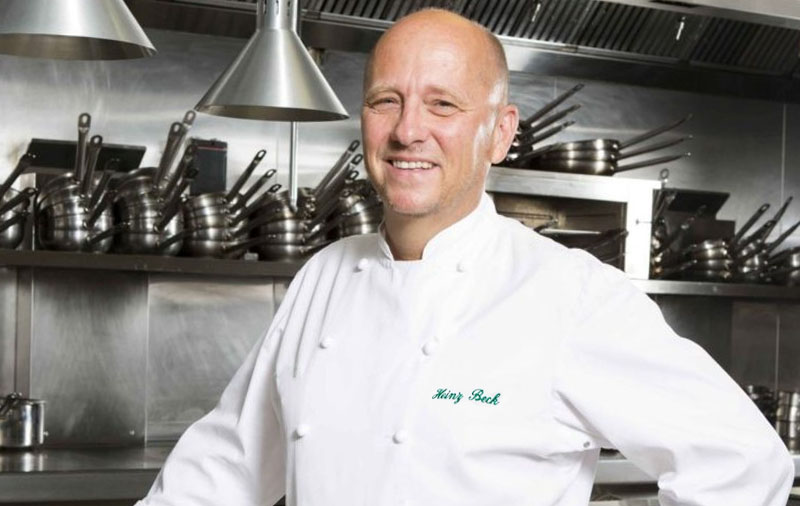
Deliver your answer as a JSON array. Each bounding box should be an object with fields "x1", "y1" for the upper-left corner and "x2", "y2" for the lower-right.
[{"x1": 137, "y1": 8, "x2": 793, "y2": 506}]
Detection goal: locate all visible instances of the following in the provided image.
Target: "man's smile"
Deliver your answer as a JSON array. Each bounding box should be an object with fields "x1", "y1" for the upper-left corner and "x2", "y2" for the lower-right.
[{"x1": 390, "y1": 159, "x2": 435, "y2": 170}]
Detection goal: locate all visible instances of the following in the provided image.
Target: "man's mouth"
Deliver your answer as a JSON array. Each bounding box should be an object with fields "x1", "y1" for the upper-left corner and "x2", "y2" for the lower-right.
[{"x1": 389, "y1": 159, "x2": 436, "y2": 170}]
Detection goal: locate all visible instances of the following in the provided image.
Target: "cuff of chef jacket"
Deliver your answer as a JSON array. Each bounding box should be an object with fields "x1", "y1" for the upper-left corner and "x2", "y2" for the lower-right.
[{"x1": 551, "y1": 252, "x2": 794, "y2": 505}]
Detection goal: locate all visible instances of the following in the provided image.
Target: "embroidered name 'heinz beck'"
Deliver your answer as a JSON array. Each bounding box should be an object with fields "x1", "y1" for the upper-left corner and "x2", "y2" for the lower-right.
[{"x1": 432, "y1": 387, "x2": 500, "y2": 406}]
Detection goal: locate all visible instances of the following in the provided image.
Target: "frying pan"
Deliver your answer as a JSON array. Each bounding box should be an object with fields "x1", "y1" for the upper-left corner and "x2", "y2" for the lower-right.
[
  {"x1": 528, "y1": 153, "x2": 688, "y2": 176},
  {"x1": 554, "y1": 115, "x2": 691, "y2": 155}
]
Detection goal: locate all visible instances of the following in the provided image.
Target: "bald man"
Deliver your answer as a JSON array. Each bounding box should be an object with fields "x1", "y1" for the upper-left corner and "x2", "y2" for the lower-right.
[{"x1": 138, "y1": 9, "x2": 793, "y2": 506}]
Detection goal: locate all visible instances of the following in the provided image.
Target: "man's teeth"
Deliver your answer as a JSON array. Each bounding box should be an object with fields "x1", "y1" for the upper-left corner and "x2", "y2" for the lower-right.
[{"x1": 391, "y1": 160, "x2": 434, "y2": 170}]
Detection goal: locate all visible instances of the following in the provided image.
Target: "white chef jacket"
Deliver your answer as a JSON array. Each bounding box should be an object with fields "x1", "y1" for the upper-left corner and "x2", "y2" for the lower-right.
[{"x1": 138, "y1": 193, "x2": 794, "y2": 506}]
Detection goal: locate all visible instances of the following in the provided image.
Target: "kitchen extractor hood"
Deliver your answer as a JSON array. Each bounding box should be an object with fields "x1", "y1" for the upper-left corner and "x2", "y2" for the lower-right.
[
  {"x1": 125, "y1": 0, "x2": 800, "y2": 103},
  {"x1": 601, "y1": 0, "x2": 800, "y2": 31}
]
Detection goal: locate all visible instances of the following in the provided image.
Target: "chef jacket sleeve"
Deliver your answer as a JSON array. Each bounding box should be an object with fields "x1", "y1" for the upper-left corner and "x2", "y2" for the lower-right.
[
  {"x1": 552, "y1": 254, "x2": 794, "y2": 506},
  {"x1": 136, "y1": 267, "x2": 311, "y2": 506}
]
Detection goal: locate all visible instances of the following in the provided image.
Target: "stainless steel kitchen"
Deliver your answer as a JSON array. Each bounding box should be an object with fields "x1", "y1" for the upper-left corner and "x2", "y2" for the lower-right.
[{"x1": 1, "y1": 0, "x2": 800, "y2": 505}]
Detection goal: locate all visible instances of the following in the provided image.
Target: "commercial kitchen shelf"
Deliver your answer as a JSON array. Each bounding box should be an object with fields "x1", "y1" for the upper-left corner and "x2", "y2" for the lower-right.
[
  {"x1": 0, "y1": 445, "x2": 798, "y2": 502},
  {"x1": 0, "y1": 249, "x2": 303, "y2": 278},
  {"x1": 1, "y1": 250, "x2": 798, "y2": 299},
  {"x1": 632, "y1": 279, "x2": 800, "y2": 300}
]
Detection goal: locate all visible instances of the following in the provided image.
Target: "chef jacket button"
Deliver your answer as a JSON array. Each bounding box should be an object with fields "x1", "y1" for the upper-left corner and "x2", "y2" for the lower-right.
[
  {"x1": 356, "y1": 258, "x2": 369, "y2": 272},
  {"x1": 456, "y1": 260, "x2": 468, "y2": 273},
  {"x1": 319, "y1": 337, "x2": 334, "y2": 349},
  {"x1": 421, "y1": 340, "x2": 439, "y2": 356},
  {"x1": 392, "y1": 429, "x2": 409, "y2": 444},
  {"x1": 583, "y1": 441, "x2": 591, "y2": 449},
  {"x1": 295, "y1": 424, "x2": 310, "y2": 438}
]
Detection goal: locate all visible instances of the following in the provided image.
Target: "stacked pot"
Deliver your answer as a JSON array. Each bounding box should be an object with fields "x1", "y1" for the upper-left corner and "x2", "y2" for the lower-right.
[
  {"x1": 182, "y1": 149, "x2": 280, "y2": 259},
  {"x1": 35, "y1": 113, "x2": 121, "y2": 253},
  {"x1": 776, "y1": 390, "x2": 800, "y2": 448},
  {"x1": 111, "y1": 111, "x2": 197, "y2": 256},
  {"x1": 246, "y1": 141, "x2": 380, "y2": 261},
  {"x1": 0, "y1": 153, "x2": 37, "y2": 250}
]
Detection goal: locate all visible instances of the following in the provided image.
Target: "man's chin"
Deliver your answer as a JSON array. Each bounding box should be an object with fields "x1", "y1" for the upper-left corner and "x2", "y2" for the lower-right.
[{"x1": 384, "y1": 196, "x2": 438, "y2": 218}]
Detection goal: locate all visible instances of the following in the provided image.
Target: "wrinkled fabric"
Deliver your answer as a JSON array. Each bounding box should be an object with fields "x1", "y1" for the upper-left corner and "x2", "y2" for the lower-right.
[{"x1": 138, "y1": 194, "x2": 793, "y2": 506}]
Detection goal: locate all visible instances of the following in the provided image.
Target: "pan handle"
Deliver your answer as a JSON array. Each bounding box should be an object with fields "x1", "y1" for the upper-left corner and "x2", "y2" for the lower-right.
[
  {"x1": 154, "y1": 122, "x2": 184, "y2": 188},
  {"x1": 526, "y1": 121, "x2": 575, "y2": 148},
  {"x1": 0, "y1": 153, "x2": 36, "y2": 200},
  {"x1": 0, "y1": 187, "x2": 36, "y2": 216},
  {"x1": 730, "y1": 203, "x2": 771, "y2": 249},
  {"x1": 182, "y1": 110, "x2": 196, "y2": 128},
  {"x1": 765, "y1": 218, "x2": 800, "y2": 254},
  {"x1": 83, "y1": 189, "x2": 116, "y2": 230},
  {"x1": 617, "y1": 135, "x2": 691, "y2": 161},
  {"x1": 519, "y1": 83, "x2": 583, "y2": 129},
  {"x1": 619, "y1": 114, "x2": 691, "y2": 150},
  {"x1": 84, "y1": 222, "x2": 129, "y2": 248},
  {"x1": 518, "y1": 104, "x2": 581, "y2": 140},
  {"x1": 74, "y1": 113, "x2": 91, "y2": 184},
  {"x1": 761, "y1": 196, "x2": 793, "y2": 240},
  {"x1": 0, "y1": 211, "x2": 28, "y2": 234},
  {"x1": 87, "y1": 170, "x2": 114, "y2": 212},
  {"x1": 615, "y1": 153, "x2": 689, "y2": 173},
  {"x1": 156, "y1": 229, "x2": 190, "y2": 253},
  {"x1": 232, "y1": 168, "x2": 277, "y2": 211},
  {"x1": 226, "y1": 149, "x2": 267, "y2": 202},
  {"x1": 80, "y1": 135, "x2": 103, "y2": 197},
  {"x1": 312, "y1": 141, "x2": 360, "y2": 198}
]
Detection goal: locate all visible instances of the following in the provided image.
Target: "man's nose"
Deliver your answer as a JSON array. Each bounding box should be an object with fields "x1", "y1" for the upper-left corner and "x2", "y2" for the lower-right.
[{"x1": 391, "y1": 103, "x2": 428, "y2": 146}]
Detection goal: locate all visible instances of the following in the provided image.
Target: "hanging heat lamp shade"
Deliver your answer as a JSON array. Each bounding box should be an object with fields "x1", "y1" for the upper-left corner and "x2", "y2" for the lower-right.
[
  {"x1": 195, "y1": 0, "x2": 348, "y2": 122},
  {"x1": 0, "y1": 0, "x2": 155, "y2": 60}
]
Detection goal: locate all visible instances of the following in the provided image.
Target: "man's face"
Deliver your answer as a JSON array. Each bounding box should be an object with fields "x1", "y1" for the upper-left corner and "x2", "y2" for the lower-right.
[{"x1": 361, "y1": 24, "x2": 515, "y2": 221}]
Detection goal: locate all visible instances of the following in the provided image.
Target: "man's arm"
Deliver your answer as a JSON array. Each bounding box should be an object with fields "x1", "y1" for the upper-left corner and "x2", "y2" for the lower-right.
[{"x1": 553, "y1": 255, "x2": 793, "y2": 505}]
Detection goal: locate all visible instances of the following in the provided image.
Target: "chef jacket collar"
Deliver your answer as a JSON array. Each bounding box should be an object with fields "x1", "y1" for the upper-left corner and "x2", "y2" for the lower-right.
[{"x1": 376, "y1": 193, "x2": 495, "y2": 267}]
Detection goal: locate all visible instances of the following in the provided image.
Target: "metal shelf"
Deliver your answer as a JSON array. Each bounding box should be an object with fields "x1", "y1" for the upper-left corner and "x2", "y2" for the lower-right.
[
  {"x1": 0, "y1": 249, "x2": 303, "y2": 278},
  {"x1": 633, "y1": 279, "x2": 800, "y2": 300}
]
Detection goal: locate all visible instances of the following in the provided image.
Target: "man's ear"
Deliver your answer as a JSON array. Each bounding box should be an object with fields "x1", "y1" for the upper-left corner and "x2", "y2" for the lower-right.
[{"x1": 490, "y1": 104, "x2": 519, "y2": 164}]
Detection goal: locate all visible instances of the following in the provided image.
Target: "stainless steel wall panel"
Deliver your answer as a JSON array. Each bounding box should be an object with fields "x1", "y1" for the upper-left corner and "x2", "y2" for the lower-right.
[
  {"x1": 731, "y1": 302, "x2": 779, "y2": 388},
  {"x1": 146, "y1": 274, "x2": 275, "y2": 440},
  {"x1": 30, "y1": 269, "x2": 148, "y2": 447},
  {"x1": 777, "y1": 303, "x2": 800, "y2": 390},
  {"x1": 779, "y1": 103, "x2": 800, "y2": 251},
  {"x1": 0, "y1": 268, "x2": 16, "y2": 394}
]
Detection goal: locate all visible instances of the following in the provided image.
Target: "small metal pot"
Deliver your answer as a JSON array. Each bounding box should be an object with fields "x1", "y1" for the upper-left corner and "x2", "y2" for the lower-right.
[
  {"x1": 0, "y1": 393, "x2": 45, "y2": 449},
  {"x1": 182, "y1": 236, "x2": 274, "y2": 259},
  {"x1": 36, "y1": 221, "x2": 125, "y2": 253},
  {"x1": 339, "y1": 222, "x2": 381, "y2": 237},
  {"x1": 0, "y1": 212, "x2": 28, "y2": 250}
]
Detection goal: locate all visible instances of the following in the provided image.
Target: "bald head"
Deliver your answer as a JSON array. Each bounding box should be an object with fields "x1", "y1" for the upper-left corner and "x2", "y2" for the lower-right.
[{"x1": 364, "y1": 9, "x2": 509, "y2": 106}]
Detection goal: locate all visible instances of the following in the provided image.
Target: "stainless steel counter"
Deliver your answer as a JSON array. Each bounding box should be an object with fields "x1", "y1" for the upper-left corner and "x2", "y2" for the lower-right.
[{"x1": 1, "y1": 445, "x2": 798, "y2": 502}]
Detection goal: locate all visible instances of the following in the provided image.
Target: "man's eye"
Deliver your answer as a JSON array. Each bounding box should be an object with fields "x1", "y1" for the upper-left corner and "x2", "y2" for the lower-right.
[
  {"x1": 369, "y1": 97, "x2": 399, "y2": 110},
  {"x1": 431, "y1": 100, "x2": 458, "y2": 115}
]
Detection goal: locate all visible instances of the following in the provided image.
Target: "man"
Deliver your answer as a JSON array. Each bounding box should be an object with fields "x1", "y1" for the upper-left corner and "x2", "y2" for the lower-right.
[{"x1": 138, "y1": 8, "x2": 793, "y2": 506}]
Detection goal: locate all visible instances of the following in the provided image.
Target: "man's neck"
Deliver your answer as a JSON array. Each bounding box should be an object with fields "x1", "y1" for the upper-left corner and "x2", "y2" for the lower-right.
[{"x1": 382, "y1": 197, "x2": 482, "y2": 261}]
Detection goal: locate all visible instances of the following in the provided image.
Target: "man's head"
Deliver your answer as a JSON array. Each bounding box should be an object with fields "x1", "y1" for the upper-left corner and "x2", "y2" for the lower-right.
[{"x1": 361, "y1": 9, "x2": 518, "y2": 225}]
